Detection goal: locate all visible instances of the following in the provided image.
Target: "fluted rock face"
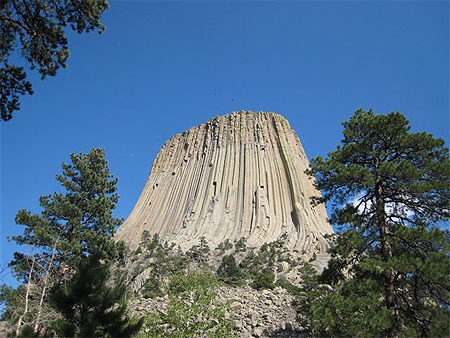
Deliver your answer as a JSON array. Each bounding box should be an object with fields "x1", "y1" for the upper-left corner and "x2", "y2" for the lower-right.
[{"x1": 116, "y1": 111, "x2": 333, "y2": 257}]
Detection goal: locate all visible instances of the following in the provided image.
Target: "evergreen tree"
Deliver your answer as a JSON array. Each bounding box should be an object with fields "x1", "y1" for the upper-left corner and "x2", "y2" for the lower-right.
[
  {"x1": 186, "y1": 237, "x2": 211, "y2": 265},
  {"x1": 51, "y1": 253, "x2": 142, "y2": 337},
  {"x1": 11, "y1": 148, "x2": 124, "y2": 277},
  {"x1": 17, "y1": 325, "x2": 39, "y2": 338},
  {"x1": 6, "y1": 148, "x2": 125, "y2": 334},
  {"x1": 250, "y1": 267, "x2": 275, "y2": 290},
  {"x1": 0, "y1": 0, "x2": 109, "y2": 121},
  {"x1": 217, "y1": 255, "x2": 244, "y2": 286},
  {"x1": 295, "y1": 262, "x2": 329, "y2": 333},
  {"x1": 307, "y1": 109, "x2": 450, "y2": 337},
  {"x1": 234, "y1": 237, "x2": 247, "y2": 252}
]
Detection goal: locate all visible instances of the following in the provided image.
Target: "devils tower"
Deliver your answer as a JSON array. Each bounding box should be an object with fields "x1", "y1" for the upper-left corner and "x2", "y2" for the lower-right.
[{"x1": 116, "y1": 111, "x2": 333, "y2": 258}]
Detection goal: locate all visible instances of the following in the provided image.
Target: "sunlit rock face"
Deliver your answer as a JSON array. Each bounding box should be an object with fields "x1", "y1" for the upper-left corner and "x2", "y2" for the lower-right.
[{"x1": 116, "y1": 111, "x2": 333, "y2": 258}]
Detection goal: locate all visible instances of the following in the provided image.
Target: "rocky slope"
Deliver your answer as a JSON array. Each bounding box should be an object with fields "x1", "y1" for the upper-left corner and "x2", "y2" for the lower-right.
[
  {"x1": 131, "y1": 285, "x2": 305, "y2": 338},
  {"x1": 116, "y1": 111, "x2": 332, "y2": 259}
]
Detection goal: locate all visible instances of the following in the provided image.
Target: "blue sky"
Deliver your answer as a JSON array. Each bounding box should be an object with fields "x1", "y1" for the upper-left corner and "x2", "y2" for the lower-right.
[{"x1": 1, "y1": 1, "x2": 449, "y2": 286}]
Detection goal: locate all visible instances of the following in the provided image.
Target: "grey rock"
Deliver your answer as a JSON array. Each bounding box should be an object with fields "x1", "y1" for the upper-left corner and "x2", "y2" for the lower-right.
[
  {"x1": 230, "y1": 301, "x2": 242, "y2": 311},
  {"x1": 116, "y1": 111, "x2": 333, "y2": 257},
  {"x1": 253, "y1": 327, "x2": 264, "y2": 337}
]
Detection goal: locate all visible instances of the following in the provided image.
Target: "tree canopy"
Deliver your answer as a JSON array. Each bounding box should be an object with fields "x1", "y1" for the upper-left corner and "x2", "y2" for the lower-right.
[
  {"x1": 306, "y1": 109, "x2": 450, "y2": 337},
  {"x1": 11, "y1": 148, "x2": 124, "y2": 275},
  {"x1": 4, "y1": 148, "x2": 126, "y2": 335},
  {"x1": 51, "y1": 252, "x2": 142, "y2": 337},
  {"x1": 0, "y1": 0, "x2": 109, "y2": 121}
]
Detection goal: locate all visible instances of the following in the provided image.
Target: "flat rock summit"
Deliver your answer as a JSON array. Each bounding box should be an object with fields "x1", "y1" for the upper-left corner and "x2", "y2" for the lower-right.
[{"x1": 116, "y1": 111, "x2": 333, "y2": 258}]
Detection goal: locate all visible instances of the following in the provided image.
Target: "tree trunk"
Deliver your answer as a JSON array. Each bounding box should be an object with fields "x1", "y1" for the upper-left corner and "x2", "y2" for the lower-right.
[
  {"x1": 375, "y1": 182, "x2": 400, "y2": 337},
  {"x1": 16, "y1": 256, "x2": 35, "y2": 336},
  {"x1": 34, "y1": 241, "x2": 58, "y2": 333}
]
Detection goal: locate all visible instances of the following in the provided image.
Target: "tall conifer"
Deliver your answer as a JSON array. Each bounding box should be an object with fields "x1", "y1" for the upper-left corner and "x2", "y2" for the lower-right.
[
  {"x1": 307, "y1": 109, "x2": 450, "y2": 337},
  {"x1": 51, "y1": 253, "x2": 142, "y2": 337}
]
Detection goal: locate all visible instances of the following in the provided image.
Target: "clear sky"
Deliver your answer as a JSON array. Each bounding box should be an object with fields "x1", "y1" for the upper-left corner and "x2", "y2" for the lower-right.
[{"x1": 1, "y1": 1, "x2": 449, "y2": 286}]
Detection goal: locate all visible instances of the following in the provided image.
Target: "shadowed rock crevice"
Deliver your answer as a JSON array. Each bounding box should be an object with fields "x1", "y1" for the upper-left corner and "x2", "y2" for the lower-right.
[{"x1": 116, "y1": 111, "x2": 333, "y2": 259}]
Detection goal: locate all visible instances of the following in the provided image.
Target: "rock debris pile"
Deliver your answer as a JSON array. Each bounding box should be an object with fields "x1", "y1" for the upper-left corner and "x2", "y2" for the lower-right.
[{"x1": 131, "y1": 285, "x2": 305, "y2": 338}]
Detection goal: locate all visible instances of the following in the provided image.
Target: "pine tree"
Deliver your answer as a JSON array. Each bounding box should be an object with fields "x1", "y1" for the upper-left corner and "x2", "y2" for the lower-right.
[
  {"x1": 6, "y1": 148, "x2": 125, "y2": 334},
  {"x1": 217, "y1": 255, "x2": 244, "y2": 286},
  {"x1": 11, "y1": 148, "x2": 125, "y2": 277},
  {"x1": 250, "y1": 267, "x2": 275, "y2": 290},
  {"x1": 295, "y1": 262, "x2": 330, "y2": 334},
  {"x1": 307, "y1": 109, "x2": 450, "y2": 337},
  {"x1": 0, "y1": 0, "x2": 109, "y2": 121},
  {"x1": 51, "y1": 253, "x2": 142, "y2": 337}
]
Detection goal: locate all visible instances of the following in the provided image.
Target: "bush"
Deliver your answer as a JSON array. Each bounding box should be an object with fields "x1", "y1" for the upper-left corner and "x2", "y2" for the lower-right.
[
  {"x1": 217, "y1": 255, "x2": 244, "y2": 286},
  {"x1": 234, "y1": 237, "x2": 247, "y2": 252},
  {"x1": 17, "y1": 325, "x2": 39, "y2": 338},
  {"x1": 250, "y1": 267, "x2": 275, "y2": 290},
  {"x1": 187, "y1": 237, "x2": 211, "y2": 264},
  {"x1": 275, "y1": 277, "x2": 301, "y2": 297},
  {"x1": 143, "y1": 274, "x2": 164, "y2": 299},
  {"x1": 140, "y1": 271, "x2": 234, "y2": 337},
  {"x1": 215, "y1": 239, "x2": 233, "y2": 255}
]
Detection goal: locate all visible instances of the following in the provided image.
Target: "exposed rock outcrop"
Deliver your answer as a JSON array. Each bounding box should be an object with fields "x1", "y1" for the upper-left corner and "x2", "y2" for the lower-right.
[{"x1": 116, "y1": 111, "x2": 332, "y2": 258}]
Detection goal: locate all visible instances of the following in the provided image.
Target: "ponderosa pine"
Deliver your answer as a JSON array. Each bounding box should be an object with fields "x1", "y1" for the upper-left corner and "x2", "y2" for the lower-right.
[
  {"x1": 51, "y1": 253, "x2": 142, "y2": 337},
  {"x1": 6, "y1": 148, "x2": 125, "y2": 335},
  {"x1": 0, "y1": 0, "x2": 109, "y2": 121},
  {"x1": 307, "y1": 109, "x2": 450, "y2": 337}
]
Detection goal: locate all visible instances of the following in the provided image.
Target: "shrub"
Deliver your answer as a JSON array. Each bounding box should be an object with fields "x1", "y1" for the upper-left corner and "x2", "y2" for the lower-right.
[
  {"x1": 215, "y1": 239, "x2": 233, "y2": 255},
  {"x1": 275, "y1": 277, "x2": 301, "y2": 297},
  {"x1": 217, "y1": 255, "x2": 244, "y2": 286},
  {"x1": 250, "y1": 267, "x2": 275, "y2": 290},
  {"x1": 234, "y1": 237, "x2": 247, "y2": 252},
  {"x1": 140, "y1": 271, "x2": 234, "y2": 337},
  {"x1": 143, "y1": 274, "x2": 164, "y2": 299}
]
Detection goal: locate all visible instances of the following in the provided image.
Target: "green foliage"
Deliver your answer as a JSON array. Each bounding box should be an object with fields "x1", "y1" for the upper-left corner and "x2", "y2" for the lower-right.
[
  {"x1": 142, "y1": 274, "x2": 164, "y2": 299},
  {"x1": 148, "y1": 242, "x2": 187, "y2": 277},
  {"x1": 140, "y1": 232, "x2": 161, "y2": 254},
  {"x1": 238, "y1": 235, "x2": 292, "y2": 286},
  {"x1": 17, "y1": 325, "x2": 39, "y2": 338},
  {"x1": 275, "y1": 277, "x2": 302, "y2": 297},
  {"x1": 307, "y1": 109, "x2": 449, "y2": 226},
  {"x1": 215, "y1": 239, "x2": 233, "y2": 255},
  {"x1": 217, "y1": 255, "x2": 244, "y2": 286},
  {"x1": 238, "y1": 249, "x2": 260, "y2": 277},
  {"x1": 308, "y1": 228, "x2": 450, "y2": 338},
  {"x1": 10, "y1": 148, "x2": 124, "y2": 281},
  {"x1": 250, "y1": 267, "x2": 275, "y2": 290},
  {"x1": 0, "y1": 284, "x2": 20, "y2": 319},
  {"x1": 128, "y1": 234, "x2": 188, "y2": 299},
  {"x1": 234, "y1": 237, "x2": 247, "y2": 253},
  {"x1": 294, "y1": 263, "x2": 330, "y2": 335},
  {"x1": 140, "y1": 271, "x2": 234, "y2": 338},
  {"x1": 311, "y1": 278, "x2": 392, "y2": 338},
  {"x1": 307, "y1": 109, "x2": 450, "y2": 337},
  {"x1": 51, "y1": 253, "x2": 142, "y2": 337},
  {"x1": 0, "y1": 0, "x2": 109, "y2": 120},
  {"x1": 259, "y1": 235, "x2": 292, "y2": 266},
  {"x1": 3, "y1": 149, "x2": 126, "y2": 336},
  {"x1": 186, "y1": 237, "x2": 211, "y2": 265}
]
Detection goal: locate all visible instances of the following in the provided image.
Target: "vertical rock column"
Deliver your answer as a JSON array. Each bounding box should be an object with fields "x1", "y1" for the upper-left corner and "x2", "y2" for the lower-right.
[{"x1": 115, "y1": 111, "x2": 333, "y2": 257}]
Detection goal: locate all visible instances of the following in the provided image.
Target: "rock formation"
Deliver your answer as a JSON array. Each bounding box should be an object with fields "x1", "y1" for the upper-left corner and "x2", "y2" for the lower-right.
[{"x1": 116, "y1": 111, "x2": 333, "y2": 258}]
